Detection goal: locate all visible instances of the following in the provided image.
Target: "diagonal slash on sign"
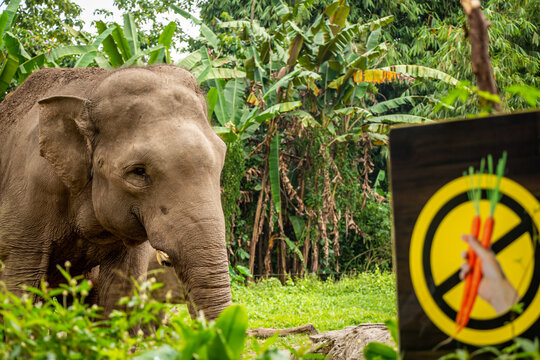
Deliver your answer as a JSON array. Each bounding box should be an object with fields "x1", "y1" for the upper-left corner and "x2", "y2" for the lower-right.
[{"x1": 433, "y1": 215, "x2": 533, "y2": 300}]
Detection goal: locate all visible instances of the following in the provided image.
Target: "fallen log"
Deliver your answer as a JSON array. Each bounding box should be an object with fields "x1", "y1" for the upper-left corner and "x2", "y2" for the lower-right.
[
  {"x1": 310, "y1": 323, "x2": 393, "y2": 360},
  {"x1": 247, "y1": 324, "x2": 319, "y2": 338}
]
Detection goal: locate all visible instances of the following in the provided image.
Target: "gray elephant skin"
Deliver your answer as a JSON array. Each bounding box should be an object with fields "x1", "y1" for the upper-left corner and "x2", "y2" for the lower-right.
[{"x1": 0, "y1": 65, "x2": 231, "y2": 319}]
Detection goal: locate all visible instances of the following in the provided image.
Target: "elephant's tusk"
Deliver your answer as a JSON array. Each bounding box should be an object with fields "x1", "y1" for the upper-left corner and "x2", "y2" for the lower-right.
[{"x1": 156, "y1": 250, "x2": 173, "y2": 267}]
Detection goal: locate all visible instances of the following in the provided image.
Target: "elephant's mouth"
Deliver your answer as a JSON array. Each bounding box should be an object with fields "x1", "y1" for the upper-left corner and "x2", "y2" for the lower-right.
[{"x1": 156, "y1": 250, "x2": 173, "y2": 267}]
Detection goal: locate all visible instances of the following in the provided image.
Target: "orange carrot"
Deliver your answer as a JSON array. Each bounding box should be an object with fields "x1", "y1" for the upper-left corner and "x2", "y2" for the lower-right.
[
  {"x1": 458, "y1": 216, "x2": 495, "y2": 332},
  {"x1": 455, "y1": 215, "x2": 481, "y2": 329},
  {"x1": 456, "y1": 152, "x2": 505, "y2": 333}
]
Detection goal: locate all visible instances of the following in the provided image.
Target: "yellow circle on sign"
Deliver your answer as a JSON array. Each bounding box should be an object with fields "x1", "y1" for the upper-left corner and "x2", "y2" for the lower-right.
[{"x1": 410, "y1": 175, "x2": 540, "y2": 346}]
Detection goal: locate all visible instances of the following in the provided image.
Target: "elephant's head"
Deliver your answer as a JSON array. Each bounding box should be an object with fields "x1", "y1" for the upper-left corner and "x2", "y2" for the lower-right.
[{"x1": 37, "y1": 66, "x2": 231, "y2": 319}]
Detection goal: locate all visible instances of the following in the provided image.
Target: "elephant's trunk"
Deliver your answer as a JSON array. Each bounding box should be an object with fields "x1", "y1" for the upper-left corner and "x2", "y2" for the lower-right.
[
  {"x1": 146, "y1": 210, "x2": 232, "y2": 320},
  {"x1": 184, "y1": 265, "x2": 232, "y2": 319}
]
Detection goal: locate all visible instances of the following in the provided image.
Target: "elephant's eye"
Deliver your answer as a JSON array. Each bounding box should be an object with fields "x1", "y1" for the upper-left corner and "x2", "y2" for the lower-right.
[
  {"x1": 124, "y1": 166, "x2": 151, "y2": 188},
  {"x1": 133, "y1": 167, "x2": 146, "y2": 176}
]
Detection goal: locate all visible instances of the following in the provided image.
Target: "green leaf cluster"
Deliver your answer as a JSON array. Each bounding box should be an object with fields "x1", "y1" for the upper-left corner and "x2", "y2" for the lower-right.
[{"x1": 0, "y1": 263, "x2": 315, "y2": 359}]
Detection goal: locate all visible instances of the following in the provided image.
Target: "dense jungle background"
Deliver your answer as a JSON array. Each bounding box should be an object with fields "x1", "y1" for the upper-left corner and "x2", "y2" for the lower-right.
[
  {"x1": 1, "y1": 0, "x2": 539, "y2": 282},
  {"x1": 1, "y1": 0, "x2": 539, "y2": 358},
  {"x1": 1, "y1": 0, "x2": 539, "y2": 283}
]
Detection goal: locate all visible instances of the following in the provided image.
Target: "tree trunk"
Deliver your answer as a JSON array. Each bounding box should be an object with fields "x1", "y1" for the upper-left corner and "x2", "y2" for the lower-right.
[{"x1": 461, "y1": 0, "x2": 500, "y2": 111}]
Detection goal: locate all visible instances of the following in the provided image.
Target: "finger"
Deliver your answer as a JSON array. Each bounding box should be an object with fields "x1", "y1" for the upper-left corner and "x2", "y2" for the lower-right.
[
  {"x1": 459, "y1": 262, "x2": 471, "y2": 280},
  {"x1": 461, "y1": 234, "x2": 490, "y2": 259},
  {"x1": 461, "y1": 250, "x2": 468, "y2": 260}
]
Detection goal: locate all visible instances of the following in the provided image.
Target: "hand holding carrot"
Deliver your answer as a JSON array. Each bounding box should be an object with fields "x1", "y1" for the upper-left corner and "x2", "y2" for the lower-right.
[{"x1": 460, "y1": 234, "x2": 519, "y2": 314}]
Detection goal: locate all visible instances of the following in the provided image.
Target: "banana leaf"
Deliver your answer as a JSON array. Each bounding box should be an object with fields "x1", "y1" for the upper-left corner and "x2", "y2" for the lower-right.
[
  {"x1": 332, "y1": 106, "x2": 372, "y2": 118},
  {"x1": 0, "y1": 13, "x2": 7, "y2": 49},
  {"x1": 328, "y1": 43, "x2": 388, "y2": 89},
  {"x1": 380, "y1": 65, "x2": 460, "y2": 86},
  {"x1": 316, "y1": 23, "x2": 359, "y2": 65},
  {"x1": 191, "y1": 60, "x2": 210, "y2": 82},
  {"x1": 111, "y1": 22, "x2": 132, "y2": 62},
  {"x1": 48, "y1": 45, "x2": 98, "y2": 63},
  {"x1": 269, "y1": 134, "x2": 281, "y2": 214},
  {"x1": 0, "y1": 0, "x2": 20, "y2": 48},
  {"x1": 74, "y1": 51, "x2": 98, "y2": 68},
  {"x1": 0, "y1": 53, "x2": 19, "y2": 94},
  {"x1": 251, "y1": 101, "x2": 302, "y2": 124},
  {"x1": 219, "y1": 21, "x2": 270, "y2": 41},
  {"x1": 172, "y1": 5, "x2": 219, "y2": 50},
  {"x1": 328, "y1": 1, "x2": 349, "y2": 32},
  {"x1": 148, "y1": 21, "x2": 176, "y2": 65},
  {"x1": 223, "y1": 78, "x2": 246, "y2": 126},
  {"x1": 368, "y1": 114, "x2": 431, "y2": 124},
  {"x1": 289, "y1": 110, "x2": 320, "y2": 128},
  {"x1": 94, "y1": 54, "x2": 114, "y2": 70},
  {"x1": 64, "y1": 23, "x2": 91, "y2": 43},
  {"x1": 212, "y1": 58, "x2": 230, "y2": 67},
  {"x1": 3, "y1": 32, "x2": 31, "y2": 62},
  {"x1": 92, "y1": 24, "x2": 118, "y2": 47},
  {"x1": 368, "y1": 96, "x2": 421, "y2": 114},
  {"x1": 95, "y1": 22, "x2": 124, "y2": 67},
  {"x1": 211, "y1": 77, "x2": 227, "y2": 125},
  {"x1": 176, "y1": 49, "x2": 202, "y2": 70},
  {"x1": 357, "y1": 15, "x2": 394, "y2": 41},
  {"x1": 366, "y1": 27, "x2": 382, "y2": 51},
  {"x1": 122, "y1": 45, "x2": 165, "y2": 67},
  {"x1": 262, "y1": 68, "x2": 301, "y2": 100},
  {"x1": 19, "y1": 54, "x2": 45, "y2": 80},
  {"x1": 287, "y1": 34, "x2": 304, "y2": 70},
  {"x1": 200, "y1": 68, "x2": 246, "y2": 82},
  {"x1": 206, "y1": 88, "x2": 218, "y2": 120},
  {"x1": 284, "y1": 236, "x2": 307, "y2": 271},
  {"x1": 123, "y1": 13, "x2": 140, "y2": 60}
]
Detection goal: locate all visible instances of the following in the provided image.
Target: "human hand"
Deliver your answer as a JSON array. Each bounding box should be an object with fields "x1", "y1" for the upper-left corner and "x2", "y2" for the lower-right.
[{"x1": 459, "y1": 234, "x2": 519, "y2": 314}]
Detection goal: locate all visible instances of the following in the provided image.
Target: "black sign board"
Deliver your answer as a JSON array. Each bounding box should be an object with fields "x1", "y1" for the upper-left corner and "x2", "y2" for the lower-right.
[{"x1": 389, "y1": 110, "x2": 540, "y2": 359}]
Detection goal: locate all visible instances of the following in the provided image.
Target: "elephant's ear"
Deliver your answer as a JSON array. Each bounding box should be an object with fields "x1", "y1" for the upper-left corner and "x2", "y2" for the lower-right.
[{"x1": 38, "y1": 95, "x2": 95, "y2": 194}]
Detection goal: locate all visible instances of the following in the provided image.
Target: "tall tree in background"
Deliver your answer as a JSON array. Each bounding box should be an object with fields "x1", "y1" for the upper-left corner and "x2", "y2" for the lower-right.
[
  {"x1": 5, "y1": 0, "x2": 85, "y2": 56},
  {"x1": 200, "y1": 0, "x2": 538, "y2": 113}
]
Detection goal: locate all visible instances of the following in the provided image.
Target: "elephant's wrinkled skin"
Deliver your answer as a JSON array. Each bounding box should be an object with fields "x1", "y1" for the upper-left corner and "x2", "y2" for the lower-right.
[{"x1": 0, "y1": 66, "x2": 231, "y2": 319}]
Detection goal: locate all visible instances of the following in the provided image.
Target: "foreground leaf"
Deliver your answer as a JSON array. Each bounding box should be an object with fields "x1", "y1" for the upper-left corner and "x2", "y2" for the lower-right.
[
  {"x1": 134, "y1": 345, "x2": 179, "y2": 360},
  {"x1": 213, "y1": 304, "x2": 248, "y2": 360},
  {"x1": 364, "y1": 342, "x2": 397, "y2": 360}
]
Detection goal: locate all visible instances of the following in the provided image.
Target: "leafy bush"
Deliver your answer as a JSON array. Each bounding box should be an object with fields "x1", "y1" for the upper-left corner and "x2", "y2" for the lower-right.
[{"x1": 0, "y1": 265, "x2": 311, "y2": 360}]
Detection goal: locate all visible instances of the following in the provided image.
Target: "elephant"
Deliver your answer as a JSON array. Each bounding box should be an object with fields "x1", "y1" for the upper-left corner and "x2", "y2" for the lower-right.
[
  {"x1": 0, "y1": 65, "x2": 231, "y2": 320},
  {"x1": 84, "y1": 246, "x2": 188, "y2": 307}
]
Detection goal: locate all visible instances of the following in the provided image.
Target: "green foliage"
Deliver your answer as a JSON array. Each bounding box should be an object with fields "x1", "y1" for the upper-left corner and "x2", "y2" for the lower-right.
[
  {"x1": 438, "y1": 338, "x2": 540, "y2": 359},
  {"x1": 2, "y1": 0, "x2": 538, "y2": 283},
  {"x1": 107, "y1": 0, "x2": 198, "y2": 53},
  {"x1": 234, "y1": 273, "x2": 396, "y2": 331},
  {"x1": 7, "y1": 0, "x2": 85, "y2": 56},
  {"x1": 221, "y1": 139, "x2": 247, "y2": 249},
  {"x1": 181, "y1": 0, "x2": 459, "y2": 279},
  {"x1": 408, "y1": 0, "x2": 539, "y2": 116},
  {"x1": 340, "y1": 199, "x2": 392, "y2": 273},
  {"x1": 0, "y1": 264, "x2": 325, "y2": 359},
  {"x1": 0, "y1": 4, "x2": 181, "y2": 100}
]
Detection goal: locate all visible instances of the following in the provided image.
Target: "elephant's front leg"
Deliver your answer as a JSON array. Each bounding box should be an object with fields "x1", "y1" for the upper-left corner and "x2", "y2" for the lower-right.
[
  {"x1": 0, "y1": 242, "x2": 51, "y2": 299},
  {"x1": 97, "y1": 242, "x2": 153, "y2": 315}
]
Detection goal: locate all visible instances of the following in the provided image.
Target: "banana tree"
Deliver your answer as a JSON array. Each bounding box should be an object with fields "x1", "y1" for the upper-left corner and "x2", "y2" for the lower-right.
[
  {"x1": 66, "y1": 14, "x2": 171, "y2": 69},
  {"x1": 0, "y1": 0, "x2": 22, "y2": 94}
]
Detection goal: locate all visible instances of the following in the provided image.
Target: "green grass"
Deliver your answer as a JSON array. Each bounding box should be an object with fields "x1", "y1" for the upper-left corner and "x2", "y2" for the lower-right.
[
  {"x1": 174, "y1": 272, "x2": 397, "y2": 352},
  {"x1": 232, "y1": 273, "x2": 397, "y2": 353},
  {"x1": 233, "y1": 273, "x2": 397, "y2": 331}
]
